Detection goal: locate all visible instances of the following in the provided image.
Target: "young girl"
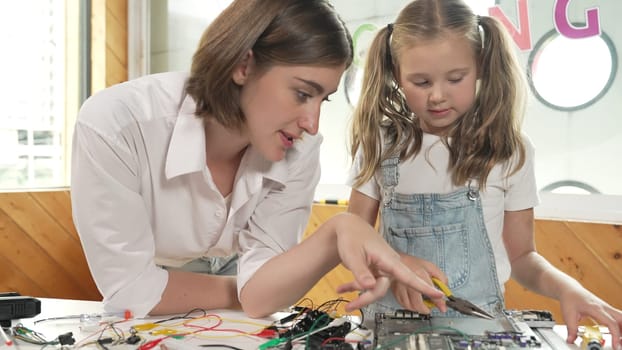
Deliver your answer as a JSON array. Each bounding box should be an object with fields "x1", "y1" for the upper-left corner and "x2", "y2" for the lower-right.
[
  {"x1": 345, "y1": 0, "x2": 622, "y2": 346},
  {"x1": 71, "y1": 0, "x2": 443, "y2": 320}
]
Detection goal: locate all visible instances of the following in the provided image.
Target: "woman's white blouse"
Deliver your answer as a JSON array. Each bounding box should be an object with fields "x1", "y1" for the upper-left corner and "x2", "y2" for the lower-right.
[{"x1": 71, "y1": 72, "x2": 321, "y2": 317}]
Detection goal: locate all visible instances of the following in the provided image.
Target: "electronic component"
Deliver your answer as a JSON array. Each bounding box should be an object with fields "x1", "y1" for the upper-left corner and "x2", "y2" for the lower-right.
[
  {"x1": 278, "y1": 309, "x2": 334, "y2": 339},
  {"x1": 505, "y1": 309, "x2": 555, "y2": 328},
  {"x1": 373, "y1": 309, "x2": 573, "y2": 349},
  {"x1": 581, "y1": 325, "x2": 604, "y2": 350},
  {"x1": 126, "y1": 334, "x2": 142, "y2": 345},
  {"x1": 0, "y1": 293, "x2": 41, "y2": 327},
  {"x1": 261, "y1": 306, "x2": 361, "y2": 349},
  {"x1": 57, "y1": 332, "x2": 75, "y2": 345}
]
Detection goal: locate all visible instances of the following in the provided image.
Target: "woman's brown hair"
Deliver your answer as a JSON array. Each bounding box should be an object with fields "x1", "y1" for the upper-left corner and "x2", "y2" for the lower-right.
[{"x1": 186, "y1": 0, "x2": 353, "y2": 130}]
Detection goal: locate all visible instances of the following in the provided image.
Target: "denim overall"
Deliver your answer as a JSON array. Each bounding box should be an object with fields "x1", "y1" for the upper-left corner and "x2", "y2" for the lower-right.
[
  {"x1": 171, "y1": 255, "x2": 238, "y2": 276},
  {"x1": 363, "y1": 156, "x2": 505, "y2": 321}
]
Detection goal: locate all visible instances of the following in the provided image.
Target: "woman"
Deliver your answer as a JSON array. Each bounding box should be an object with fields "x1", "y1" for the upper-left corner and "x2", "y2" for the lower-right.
[{"x1": 71, "y1": 0, "x2": 443, "y2": 319}]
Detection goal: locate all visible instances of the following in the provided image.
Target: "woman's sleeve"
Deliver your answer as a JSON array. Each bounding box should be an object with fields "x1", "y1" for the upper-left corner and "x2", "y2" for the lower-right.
[
  {"x1": 70, "y1": 95, "x2": 167, "y2": 317},
  {"x1": 235, "y1": 135, "x2": 322, "y2": 296}
]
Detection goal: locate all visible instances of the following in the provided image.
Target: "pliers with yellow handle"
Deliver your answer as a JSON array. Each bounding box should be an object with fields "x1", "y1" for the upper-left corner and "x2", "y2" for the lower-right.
[{"x1": 424, "y1": 277, "x2": 495, "y2": 320}]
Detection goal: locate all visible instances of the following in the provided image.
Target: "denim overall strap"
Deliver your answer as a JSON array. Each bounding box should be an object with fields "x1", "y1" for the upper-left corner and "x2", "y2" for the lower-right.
[
  {"x1": 379, "y1": 157, "x2": 400, "y2": 207},
  {"x1": 162, "y1": 255, "x2": 238, "y2": 276},
  {"x1": 365, "y1": 159, "x2": 505, "y2": 322}
]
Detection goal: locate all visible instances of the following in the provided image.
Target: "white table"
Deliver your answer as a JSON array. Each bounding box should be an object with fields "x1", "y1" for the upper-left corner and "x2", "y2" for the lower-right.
[
  {"x1": 3, "y1": 298, "x2": 615, "y2": 350},
  {"x1": 5, "y1": 298, "x2": 370, "y2": 350}
]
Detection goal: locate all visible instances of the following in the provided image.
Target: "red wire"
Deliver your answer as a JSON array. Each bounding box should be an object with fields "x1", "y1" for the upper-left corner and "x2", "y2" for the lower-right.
[
  {"x1": 321, "y1": 337, "x2": 347, "y2": 346},
  {"x1": 138, "y1": 337, "x2": 165, "y2": 350},
  {"x1": 139, "y1": 313, "x2": 230, "y2": 350}
]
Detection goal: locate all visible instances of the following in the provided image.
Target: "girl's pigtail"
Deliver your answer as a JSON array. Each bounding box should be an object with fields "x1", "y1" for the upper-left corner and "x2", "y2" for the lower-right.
[
  {"x1": 470, "y1": 15, "x2": 526, "y2": 184},
  {"x1": 350, "y1": 25, "x2": 395, "y2": 188}
]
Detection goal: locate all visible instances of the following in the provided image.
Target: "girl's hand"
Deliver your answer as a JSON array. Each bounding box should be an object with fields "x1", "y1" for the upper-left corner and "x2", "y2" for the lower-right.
[
  {"x1": 331, "y1": 213, "x2": 444, "y2": 312},
  {"x1": 391, "y1": 253, "x2": 447, "y2": 314},
  {"x1": 559, "y1": 286, "x2": 622, "y2": 349}
]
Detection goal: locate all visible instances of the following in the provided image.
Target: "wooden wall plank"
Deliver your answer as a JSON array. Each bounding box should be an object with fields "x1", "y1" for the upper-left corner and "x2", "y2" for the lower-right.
[
  {"x1": 106, "y1": 45, "x2": 128, "y2": 87},
  {"x1": 105, "y1": 0, "x2": 128, "y2": 37},
  {"x1": 537, "y1": 220, "x2": 622, "y2": 309},
  {"x1": 2, "y1": 191, "x2": 619, "y2": 321},
  {"x1": 0, "y1": 253, "x2": 47, "y2": 297},
  {"x1": 0, "y1": 193, "x2": 88, "y2": 277},
  {"x1": 505, "y1": 220, "x2": 622, "y2": 323},
  {"x1": 105, "y1": 1, "x2": 127, "y2": 68},
  {"x1": 0, "y1": 208, "x2": 89, "y2": 299},
  {"x1": 30, "y1": 191, "x2": 80, "y2": 242},
  {"x1": 570, "y1": 222, "x2": 622, "y2": 285},
  {"x1": 104, "y1": 0, "x2": 128, "y2": 87},
  {"x1": 91, "y1": 0, "x2": 127, "y2": 92},
  {"x1": 0, "y1": 193, "x2": 100, "y2": 300}
]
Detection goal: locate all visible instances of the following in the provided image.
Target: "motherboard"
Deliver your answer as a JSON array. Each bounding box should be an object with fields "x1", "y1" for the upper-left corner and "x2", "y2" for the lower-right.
[{"x1": 373, "y1": 309, "x2": 575, "y2": 349}]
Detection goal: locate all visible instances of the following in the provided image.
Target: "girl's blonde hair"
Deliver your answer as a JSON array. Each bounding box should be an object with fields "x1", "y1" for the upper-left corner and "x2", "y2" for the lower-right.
[
  {"x1": 186, "y1": 0, "x2": 353, "y2": 131},
  {"x1": 350, "y1": 0, "x2": 526, "y2": 189}
]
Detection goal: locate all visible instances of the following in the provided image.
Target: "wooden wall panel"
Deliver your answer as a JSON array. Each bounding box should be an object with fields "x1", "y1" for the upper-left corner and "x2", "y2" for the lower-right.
[
  {"x1": 105, "y1": 0, "x2": 128, "y2": 87},
  {"x1": 0, "y1": 252, "x2": 48, "y2": 297},
  {"x1": 504, "y1": 220, "x2": 622, "y2": 323},
  {"x1": 1, "y1": 193, "x2": 620, "y2": 325},
  {"x1": 91, "y1": 0, "x2": 128, "y2": 93},
  {"x1": 0, "y1": 191, "x2": 100, "y2": 300}
]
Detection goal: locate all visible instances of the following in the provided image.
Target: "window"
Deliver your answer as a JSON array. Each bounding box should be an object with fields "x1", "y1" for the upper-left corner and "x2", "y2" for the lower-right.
[
  {"x1": 0, "y1": 0, "x2": 86, "y2": 189},
  {"x1": 528, "y1": 29, "x2": 616, "y2": 111}
]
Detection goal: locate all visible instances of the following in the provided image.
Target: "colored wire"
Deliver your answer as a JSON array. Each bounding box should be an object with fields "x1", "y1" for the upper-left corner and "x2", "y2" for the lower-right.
[
  {"x1": 74, "y1": 320, "x2": 139, "y2": 349},
  {"x1": 154, "y1": 308, "x2": 208, "y2": 324},
  {"x1": 11, "y1": 324, "x2": 58, "y2": 346},
  {"x1": 304, "y1": 314, "x2": 332, "y2": 348},
  {"x1": 293, "y1": 298, "x2": 315, "y2": 311},
  {"x1": 138, "y1": 313, "x2": 244, "y2": 350}
]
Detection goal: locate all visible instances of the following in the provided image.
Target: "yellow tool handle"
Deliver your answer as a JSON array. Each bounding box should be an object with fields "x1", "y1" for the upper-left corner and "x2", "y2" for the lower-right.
[
  {"x1": 431, "y1": 277, "x2": 453, "y2": 297},
  {"x1": 424, "y1": 299, "x2": 435, "y2": 308},
  {"x1": 424, "y1": 277, "x2": 451, "y2": 308}
]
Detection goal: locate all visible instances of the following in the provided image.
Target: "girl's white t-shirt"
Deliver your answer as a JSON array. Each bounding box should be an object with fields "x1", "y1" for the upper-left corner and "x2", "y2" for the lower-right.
[{"x1": 347, "y1": 132, "x2": 540, "y2": 288}]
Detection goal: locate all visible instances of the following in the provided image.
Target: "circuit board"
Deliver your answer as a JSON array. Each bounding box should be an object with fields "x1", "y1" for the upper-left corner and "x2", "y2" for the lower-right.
[{"x1": 372, "y1": 309, "x2": 572, "y2": 349}]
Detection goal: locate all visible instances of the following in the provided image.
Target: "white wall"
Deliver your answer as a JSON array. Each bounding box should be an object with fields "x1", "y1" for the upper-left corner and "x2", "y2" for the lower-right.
[
  {"x1": 511, "y1": 0, "x2": 622, "y2": 195},
  {"x1": 141, "y1": 0, "x2": 622, "y2": 223}
]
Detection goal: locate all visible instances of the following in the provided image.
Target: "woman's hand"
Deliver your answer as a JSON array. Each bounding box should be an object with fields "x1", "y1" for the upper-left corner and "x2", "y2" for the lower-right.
[
  {"x1": 331, "y1": 213, "x2": 445, "y2": 312},
  {"x1": 559, "y1": 286, "x2": 622, "y2": 349}
]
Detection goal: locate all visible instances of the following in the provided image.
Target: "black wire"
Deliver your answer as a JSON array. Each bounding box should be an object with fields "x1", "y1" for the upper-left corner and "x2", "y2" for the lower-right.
[
  {"x1": 199, "y1": 345, "x2": 244, "y2": 350},
  {"x1": 295, "y1": 298, "x2": 315, "y2": 309},
  {"x1": 317, "y1": 298, "x2": 346, "y2": 312},
  {"x1": 95, "y1": 322, "x2": 125, "y2": 346},
  {"x1": 155, "y1": 308, "x2": 208, "y2": 324}
]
